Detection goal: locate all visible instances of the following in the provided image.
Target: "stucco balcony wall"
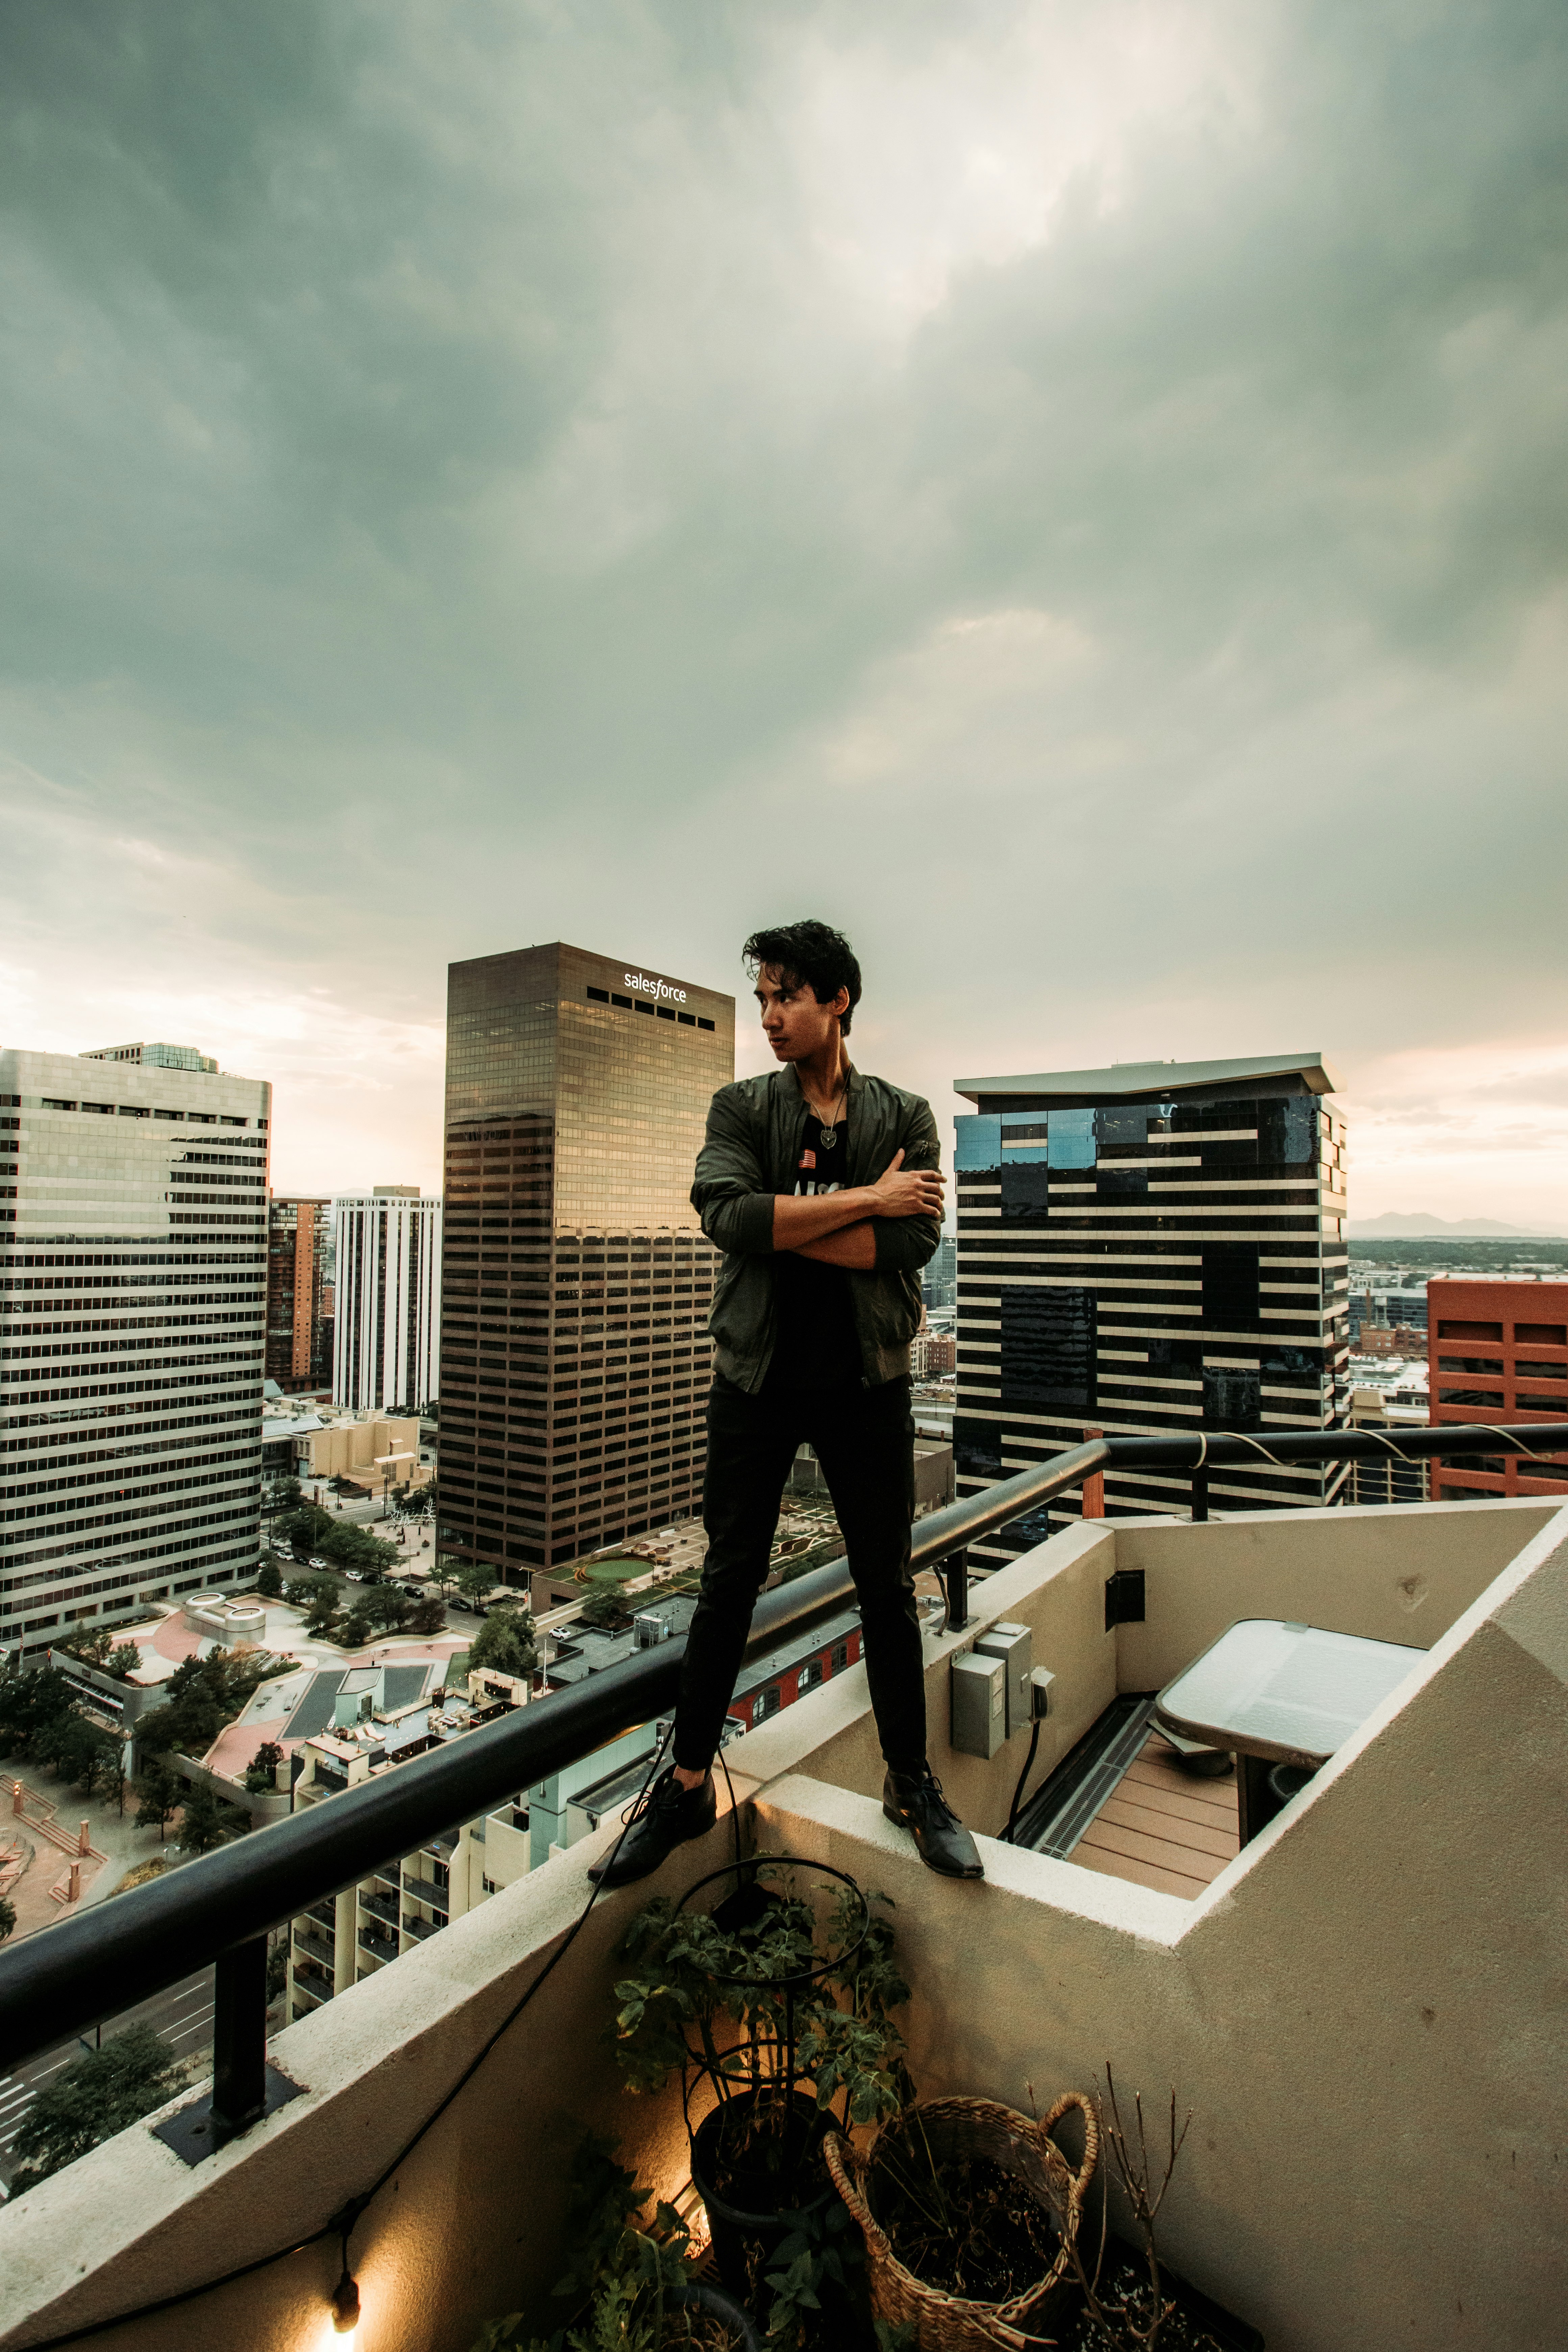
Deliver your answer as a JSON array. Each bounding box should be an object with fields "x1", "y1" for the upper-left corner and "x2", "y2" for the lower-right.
[{"x1": 1, "y1": 1498, "x2": 1564, "y2": 2352}]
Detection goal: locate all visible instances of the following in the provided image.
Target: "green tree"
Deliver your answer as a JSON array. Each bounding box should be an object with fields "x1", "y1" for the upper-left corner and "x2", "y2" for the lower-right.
[
  {"x1": 255, "y1": 1557, "x2": 285, "y2": 1600},
  {"x1": 10, "y1": 2025, "x2": 184, "y2": 2192},
  {"x1": 284, "y1": 1569, "x2": 337, "y2": 1611},
  {"x1": 243, "y1": 1739, "x2": 285, "y2": 1794},
  {"x1": 401, "y1": 1483, "x2": 433, "y2": 1521},
  {"x1": 337, "y1": 1603, "x2": 379, "y2": 1650},
  {"x1": 468, "y1": 1607, "x2": 538, "y2": 1680},
  {"x1": 98, "y1": 1744, "x2": 128, "y2": 1817},
  {"x1": 363, "y1": 1583, "x2": 413, "y2": 1635},
  {"x1": 0, "y1": 1890, "x2": 15, "y2": 1942},
  {"x1": 0, "y1": 1667, "x2": 75, "y2": 1756},
  {"x1": 320, "y1": 1523, "x2": 400, "y2": 1582},
  {"x1": 55, "y1": 1626, "x2": 116, "y2": 1669},
  {"x1": 133, "y1": 1755, "x2": 182, "y2": 1832},
  {"x1": 454, "y1": 1560, "x2": 498, "y2": 1607},
  {"x1": 132, "y1": 1646, "x2": 279, "y2": 1761},
  {"x1": 408, "y1": 1595, "x2": 448, "y2": 1636},
  {"x1": 266, "y1": 1475, "x2": 303, "y2": 1513},
  {"x1": 580, "y1": 1586, "x2": 629, "y2": 1631},
  {"x1": 33, "y1": 1708, "x2": 117, "y2": 1796},
  {"x1": 56, "y1": 1628, "x2": 141, "y2": 1680},
  {"x1": 176, "y1": 1781, "x2": 249, "y2": 1855},
  {"x1": 432, "y1": 1553, "x2": 463, "y2": 1599},
  {"x1": 274, "y1": 1502, "x2": 337, "y2": 1562}
]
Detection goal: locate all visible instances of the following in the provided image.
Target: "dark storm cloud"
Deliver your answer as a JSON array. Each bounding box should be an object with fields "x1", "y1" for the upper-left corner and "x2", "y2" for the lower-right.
[{"x1": 1, "y1": 0, "x2": 1564, "y2": 1210}]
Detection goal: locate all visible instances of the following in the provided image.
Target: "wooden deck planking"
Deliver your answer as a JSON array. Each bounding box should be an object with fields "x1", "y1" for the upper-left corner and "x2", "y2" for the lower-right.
[
  {"x1": 1070, "y1": 1736, "x2": 1241, "y2": 1901},
  {"x1": 1072, "y1": 1842, "x2": 1214, "y2": 1902}
]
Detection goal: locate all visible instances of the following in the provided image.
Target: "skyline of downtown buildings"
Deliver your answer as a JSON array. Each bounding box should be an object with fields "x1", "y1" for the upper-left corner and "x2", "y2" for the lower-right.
[{"x1": 0, "y1": 1003, "x2": 1399, "y2": 1651}]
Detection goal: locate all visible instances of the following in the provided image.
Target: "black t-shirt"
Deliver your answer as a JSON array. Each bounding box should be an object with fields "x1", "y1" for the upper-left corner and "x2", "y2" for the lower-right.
[{"x1": 769, "y1": 1117, "x2": 861, "y2": 1389}]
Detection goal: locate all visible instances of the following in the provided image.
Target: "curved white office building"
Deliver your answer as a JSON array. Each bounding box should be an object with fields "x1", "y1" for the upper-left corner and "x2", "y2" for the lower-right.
[{"x1": 332, "y1": 1189, "x2": 442, "y2": 1413}]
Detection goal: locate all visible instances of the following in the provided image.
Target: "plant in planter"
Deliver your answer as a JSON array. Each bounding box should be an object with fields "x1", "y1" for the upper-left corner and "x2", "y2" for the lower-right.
[
  {"x1": 611, "y1": 1859, "x2": 911, "y2": 2334},
  {"x1": 470, "y1": 2133, "x2": 760, "y2": 2352},
  {"x1": 829, "y1": 2069, "x2": 1261, "y2": 2352},
  {"x1": 1034, "y1": 2071, "x2": 1263, "y2": 2352},
  {"x1": 826, "y1": 2090, "x2": 1099, "y2": 2349}
]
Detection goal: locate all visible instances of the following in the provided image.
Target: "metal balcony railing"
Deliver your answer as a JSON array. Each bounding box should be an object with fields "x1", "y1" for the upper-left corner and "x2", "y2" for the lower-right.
[{"x1": 0, "y1": 1421, "x2": 1561, "y2": 2158}]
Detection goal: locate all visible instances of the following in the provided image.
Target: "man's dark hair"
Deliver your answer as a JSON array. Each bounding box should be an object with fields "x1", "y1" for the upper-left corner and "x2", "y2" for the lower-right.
[{"x1": 743, "y1": 920, "x2": 862, "y2": 1035}]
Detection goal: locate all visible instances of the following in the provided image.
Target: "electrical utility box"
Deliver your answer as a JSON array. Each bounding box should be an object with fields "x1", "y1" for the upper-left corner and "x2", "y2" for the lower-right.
[
  {"x1": 974, "y1": 1622, "x2": 1033, "y2": 1739},
  {"x1": 950, "y1": 1650, "x2": 1007, "y2": 1759}
]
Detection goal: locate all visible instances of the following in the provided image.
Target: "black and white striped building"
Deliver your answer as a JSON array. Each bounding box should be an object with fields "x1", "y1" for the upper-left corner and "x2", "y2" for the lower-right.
[{"x1": 952, "y1": 1054, "x2": 1350, "y2": 1565}]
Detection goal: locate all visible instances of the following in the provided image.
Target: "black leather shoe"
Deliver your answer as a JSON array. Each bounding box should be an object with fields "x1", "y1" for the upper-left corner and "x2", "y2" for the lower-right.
[
  {"x1": 588, "y1": 1768, "x2": 716, "y2": 1890},
  {"x1": 883, "y1": 1767, "x2": 984, "y2": 1880}
]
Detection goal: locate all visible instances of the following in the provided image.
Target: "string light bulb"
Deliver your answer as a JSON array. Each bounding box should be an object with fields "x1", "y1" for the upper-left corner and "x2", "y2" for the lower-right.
[{"x1": 330, "y1": 2264, "x2": 361, "y2": 2333}]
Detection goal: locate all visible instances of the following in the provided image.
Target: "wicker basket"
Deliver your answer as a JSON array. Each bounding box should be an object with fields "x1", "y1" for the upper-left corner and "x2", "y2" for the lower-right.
[{"x1": 824, "y1": 2093, "x2": 1098, "y2": 2352}]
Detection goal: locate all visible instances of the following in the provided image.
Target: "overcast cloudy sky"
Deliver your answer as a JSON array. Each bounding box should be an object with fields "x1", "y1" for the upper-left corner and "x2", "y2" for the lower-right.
[{"x1": 3, "y1": 1, "x2": 1565, "y2": 1225}]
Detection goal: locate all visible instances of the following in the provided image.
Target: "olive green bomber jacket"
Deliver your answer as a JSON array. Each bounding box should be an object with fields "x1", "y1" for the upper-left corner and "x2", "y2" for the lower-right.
[{"x1": 690, "y1": 1063, "x2": 942, "y2": 1393}]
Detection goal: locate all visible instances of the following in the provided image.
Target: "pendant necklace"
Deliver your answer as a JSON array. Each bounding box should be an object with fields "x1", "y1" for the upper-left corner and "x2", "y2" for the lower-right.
[{"x1": 814, "y1": 1074, "x2": 847, "y2": 1152}]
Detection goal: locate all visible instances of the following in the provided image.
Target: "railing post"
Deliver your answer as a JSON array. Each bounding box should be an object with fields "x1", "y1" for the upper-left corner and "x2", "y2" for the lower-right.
[
  {"x1": 943, "y1": 1549, "x2": 969, "y2": 1634},
  {"x1": 210, "y1": 1937, "x2": 269, "y2": 2142},
  {"x1": 1191, "y1": 1468, "x2": 1209, "y2": 1523},
  {"x1": 1081, "y1": 1427, "x2": 1104, "y2": 1519}
]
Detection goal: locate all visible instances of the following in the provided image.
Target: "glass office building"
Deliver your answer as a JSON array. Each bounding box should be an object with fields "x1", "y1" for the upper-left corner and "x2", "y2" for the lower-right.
[
  {"x1": 0, "y1": 1046, "x2": 269, "y2": 1661},
  {"x1": 952, "y1": 1053, "x2": 1350, "y2": 1563},
  {"x1": 437, "y1": 942, "x2": 735, "y2": 1575}
]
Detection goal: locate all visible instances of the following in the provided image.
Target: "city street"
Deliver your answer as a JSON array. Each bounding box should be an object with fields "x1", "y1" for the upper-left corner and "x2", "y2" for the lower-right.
[{"x1": 0, "y1": 1967, "x2": 217, "y2": 2199}]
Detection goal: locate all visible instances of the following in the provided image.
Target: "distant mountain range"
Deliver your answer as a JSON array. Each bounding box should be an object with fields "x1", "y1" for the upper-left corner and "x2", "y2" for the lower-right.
[{"x1": 1349, "y1": 1212, "x2": 1567, "y2": 1239}]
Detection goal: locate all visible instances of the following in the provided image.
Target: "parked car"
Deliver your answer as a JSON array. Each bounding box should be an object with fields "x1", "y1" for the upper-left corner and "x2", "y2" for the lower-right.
[{"x1": 307, "y1": 1557, "x2": 330, "y2": 1570}]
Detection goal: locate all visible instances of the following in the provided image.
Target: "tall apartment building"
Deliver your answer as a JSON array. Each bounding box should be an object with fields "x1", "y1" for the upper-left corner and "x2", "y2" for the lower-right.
[
  {"x1": 1427, "y1": 1277, "x2": 1568, "y2": 1503},
  {"x1": 0, "y1": 1045, "x2": 268, "y2": 1662},
  {"x1": 437, "y1": 942, "x2": 734, "y2": 1576},
  {"x1": 952, "y1": 1053, "x2": 1351, "y2": 1563},
  {"x1": 266, "y1": 1196, "x2": 332, "y2": 1391},
  {"x1": 332, "y1": 1187, "x2": 441, "y2": 1414}
]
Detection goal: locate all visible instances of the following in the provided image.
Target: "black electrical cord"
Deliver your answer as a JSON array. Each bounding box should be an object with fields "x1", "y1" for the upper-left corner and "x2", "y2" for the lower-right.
[
  {"x1": 1001, "y1": 1721, "x2": 1042, "y2": 1845},
  {"x1": 715, "y1": 1738, "x2": 743, "y2": 1873},
  {"x1": 14, "y1": 1721, "x2": 681, "y2": 2352}
]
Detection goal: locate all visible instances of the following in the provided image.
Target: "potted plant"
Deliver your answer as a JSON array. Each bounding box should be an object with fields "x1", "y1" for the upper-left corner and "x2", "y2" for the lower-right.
[
  {"x1": 828, "y1": 2071, "x2": 1263, "y2": 2352},
  {"x1": 470, "y1": 2133, "x2": 761, "y2": 2351},
  {"x1": 610, "y1": 1858, "x2": 911, "y2": 2327}
]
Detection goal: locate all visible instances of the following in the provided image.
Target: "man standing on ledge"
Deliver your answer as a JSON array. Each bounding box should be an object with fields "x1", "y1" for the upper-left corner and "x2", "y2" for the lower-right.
[{"x1": 592, "y1": 919, "x2": 982, "y2": 1888}]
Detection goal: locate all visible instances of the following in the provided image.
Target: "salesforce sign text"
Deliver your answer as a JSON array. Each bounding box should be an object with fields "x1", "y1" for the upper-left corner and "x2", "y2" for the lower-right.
[{"x1": 624, "y1": 970, "x2": 687, "y2": 1006}]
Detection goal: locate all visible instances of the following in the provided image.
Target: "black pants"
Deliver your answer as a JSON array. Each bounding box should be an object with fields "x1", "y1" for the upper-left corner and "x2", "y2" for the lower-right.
[{"x1": 674, "y1": 1371, "x2": 927, "y2": 1777}]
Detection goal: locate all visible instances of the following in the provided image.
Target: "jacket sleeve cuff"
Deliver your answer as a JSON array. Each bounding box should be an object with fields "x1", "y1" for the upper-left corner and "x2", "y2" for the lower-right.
[
  {"x1": 872, "y1": 1216, "x2": 937, "y2": 1272},
  {"x1": 735, "y1": 1191, "x2": 777, "y2": 1254}
]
